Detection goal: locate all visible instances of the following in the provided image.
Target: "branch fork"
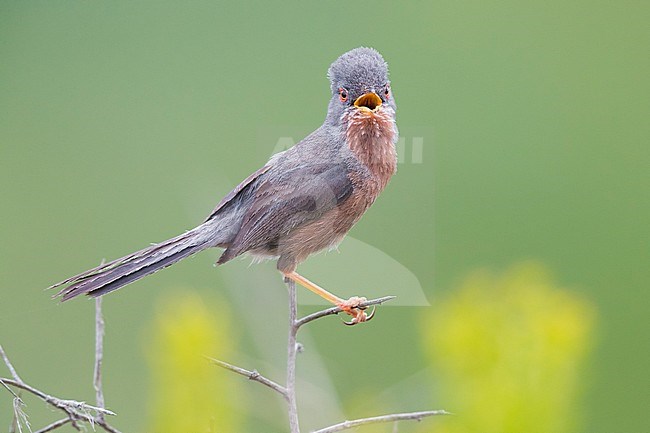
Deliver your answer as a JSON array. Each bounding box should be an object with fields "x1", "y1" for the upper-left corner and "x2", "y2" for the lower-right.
[
  {"x1": 0, "y1": 297, "x2": 122, "y2": 433},
  {"x1": 209, "y1": 287, "x2": 447, "y2": 432}
]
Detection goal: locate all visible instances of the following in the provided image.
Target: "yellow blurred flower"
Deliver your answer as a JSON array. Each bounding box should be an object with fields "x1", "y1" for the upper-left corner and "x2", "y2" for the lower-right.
[
  {"x1": 144, "y1": 290, "x2": 242, "y2": 433},
  {"x1": 421, "y1": 262, "x2": 596, "y2": 433}
]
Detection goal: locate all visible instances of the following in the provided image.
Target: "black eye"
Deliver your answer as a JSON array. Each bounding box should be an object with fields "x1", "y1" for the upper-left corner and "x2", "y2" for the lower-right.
[
  {"x1": 384, "y1": 85, "x2": 390, "y2": 99},
  {"x1": 339, "y1": 87, "x2": 348, "y2": 102}
]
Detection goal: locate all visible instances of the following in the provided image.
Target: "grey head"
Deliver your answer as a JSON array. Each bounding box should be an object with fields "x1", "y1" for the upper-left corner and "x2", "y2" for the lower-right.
[{"x1": 325, "y1": 47, "x2": 396, "y2": 127}]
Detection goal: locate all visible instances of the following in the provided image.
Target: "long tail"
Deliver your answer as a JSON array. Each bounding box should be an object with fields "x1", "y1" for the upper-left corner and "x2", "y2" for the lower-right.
[{"x1": 50, "y1": 225, "x2": 216, "y2": 301}]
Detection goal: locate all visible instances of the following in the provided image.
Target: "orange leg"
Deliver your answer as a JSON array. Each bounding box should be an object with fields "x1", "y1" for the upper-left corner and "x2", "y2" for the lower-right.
[{"x1": 282, "y1": 271, "x2": 373, "y2": 325}]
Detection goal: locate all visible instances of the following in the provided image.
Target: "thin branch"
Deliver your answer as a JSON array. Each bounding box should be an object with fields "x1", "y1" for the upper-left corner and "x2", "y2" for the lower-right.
[
  {"x1": 12, "y1": 396, "x2": 30, "y2": 433},
  {"x1": 8, "y1": 396, "x2": 19, "y2": 433},
  {"x1": 311, "y1": 410, "x2": 450, "y2": 433},
  {"x1": 0, "y1": 345, "x2": 23, "y2": 382},
  {"x1": 96, "y1": 419, "x2": 122, "y2": 433},
  {"x1": 0, "y1": 378, "x2": 114, "y2": 416},
  {"x1": 1, "y1": 314, "x2": 122, "y2": 433},
  {"x1": 206, "y1": 356, "x2": 288, "y2": 401},
  {"x1": 286, "y1": 278, "x2": 301, "y2": 433},
  {"x1": 296, "y1": 296, "x2": 396, "y2": 328},
  {"x1": 1, "y1": 377, "x2": 20, "y2": 400},
  {"x1": 33, "y1": 418, "x2": 71, "y2": 433},
  {"x1": 92, "y1": 296, "x2": 124, "y2": 433},
  {"x1": 94, "y1": 297, "x2": 106, "y2": 422},
  {"x1": 2, "y1": 343, "x2": 30, "y2": 433}
]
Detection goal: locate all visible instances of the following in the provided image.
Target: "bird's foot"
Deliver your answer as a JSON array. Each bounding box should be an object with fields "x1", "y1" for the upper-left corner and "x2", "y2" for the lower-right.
[{"x1": 337, "y1": 296, "x2": 376, "y2": 325}]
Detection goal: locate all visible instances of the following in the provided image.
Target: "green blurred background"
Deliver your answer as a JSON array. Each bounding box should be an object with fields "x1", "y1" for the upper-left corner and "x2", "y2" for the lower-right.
[{"x1": 1, "y1": 1, "x2": 648, "y2": 432}]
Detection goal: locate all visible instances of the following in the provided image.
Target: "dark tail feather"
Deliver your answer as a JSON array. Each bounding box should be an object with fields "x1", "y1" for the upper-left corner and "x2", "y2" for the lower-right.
[{"x1": 50, "y1": 228, "x2": 214, "y2": 301}]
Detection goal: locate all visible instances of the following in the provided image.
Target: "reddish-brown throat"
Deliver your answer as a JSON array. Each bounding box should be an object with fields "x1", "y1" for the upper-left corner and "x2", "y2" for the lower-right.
[{"x1": 344, "y1": 92, "x2": 397, "y2": 188}]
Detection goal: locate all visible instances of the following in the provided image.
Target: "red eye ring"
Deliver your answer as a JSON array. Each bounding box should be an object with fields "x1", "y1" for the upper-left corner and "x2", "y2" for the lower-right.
[{"x1": 339, "y1": 87, "x2": 348, "y2": 102}]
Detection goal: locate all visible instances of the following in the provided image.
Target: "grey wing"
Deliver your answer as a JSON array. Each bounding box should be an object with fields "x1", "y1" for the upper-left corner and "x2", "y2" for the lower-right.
[
  {"x1": 204, "y1": 164, "x2": 272, "y2": 222},
  {"x1": 217, "y1": 162, "x2": 353, "y2": 263}
]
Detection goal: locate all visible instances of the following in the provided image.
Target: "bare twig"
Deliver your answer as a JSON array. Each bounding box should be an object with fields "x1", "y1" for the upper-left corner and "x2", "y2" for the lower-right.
[
  {"x1": 33, "y1": 418, "x2": 71, "y2": 433},
  {"x1": 0, "y1": 377, "x2": 115, "y2": 417},
  {"x1": 296, "y1": 295, "x2": 396, "y2": 328},
  {"x1": 12, "y1": 396, "x2": 30, "y2": 433},
  {"x1": 1, "y1": 377, "x2": 20, "y2": 400},
  {"x1": 92, "y1": 296, "x2": 123, "y2": 433},
  {"x1": 0, "y1": 298, "x2": 122, "y2": 433},
  {"x1": 94, "y1": 297, "x2": 107, "y2": 424},
  {"x1": 8, "y1": 398, "x2": 19, "y2": 433},
  {"x1": 2, "y1": 345, "x2": 25, "y2": 433},
  {"x1": 206, "y1": 356, "x2": 288, "y2": 401},
  {"x1": 286, "y1": 278, "x2": 301, "y2": 433},
  {"x1": 311, "y1": 410, "x2": 450, "y2": 433},
  {"x1": 2, "y1": 346, "x2": 114, "y2": 419},
  {"x1": 1, "y1": 344, "x2": 24, "y2": 433},
  {"x1": 0, "y1": 345, "x2": 23, "y2": 382},
  {"x1": 96, "y1": 420, "x2": 122, "y2": 433},
  {"x1": 210, "y1": 286, "x2": 446, "y2": 432}
]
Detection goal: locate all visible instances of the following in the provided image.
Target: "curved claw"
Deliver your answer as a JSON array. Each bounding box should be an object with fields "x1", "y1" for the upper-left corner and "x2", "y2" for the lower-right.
[
  {"x1": 341, "y1": 305, "x2": 376, "y2": 326},
  {"x1": 365, "y1": 304, "x2": 376, "y2": 321}
]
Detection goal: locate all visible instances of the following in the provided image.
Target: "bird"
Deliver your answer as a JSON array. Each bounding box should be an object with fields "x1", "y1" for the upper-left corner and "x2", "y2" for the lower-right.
[{"x1": 49, "y1": 47, "x2": 398, "y2": 325}]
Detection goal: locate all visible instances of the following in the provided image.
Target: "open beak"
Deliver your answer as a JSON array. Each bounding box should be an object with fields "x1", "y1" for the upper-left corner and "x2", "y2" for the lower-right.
[{"x1": 354, "y1": 92, "x2": 382, "y2": 113}]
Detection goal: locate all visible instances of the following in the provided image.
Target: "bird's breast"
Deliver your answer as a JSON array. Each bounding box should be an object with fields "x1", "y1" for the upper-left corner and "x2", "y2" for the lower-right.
[{"x1": 344, "y1": 109, "x2": 397, "y2": 192}]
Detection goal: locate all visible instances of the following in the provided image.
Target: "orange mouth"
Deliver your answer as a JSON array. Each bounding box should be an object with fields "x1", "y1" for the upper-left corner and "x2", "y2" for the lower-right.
[{"x1": 353, "y1": 93, "x2": 382, "y2": 112}]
